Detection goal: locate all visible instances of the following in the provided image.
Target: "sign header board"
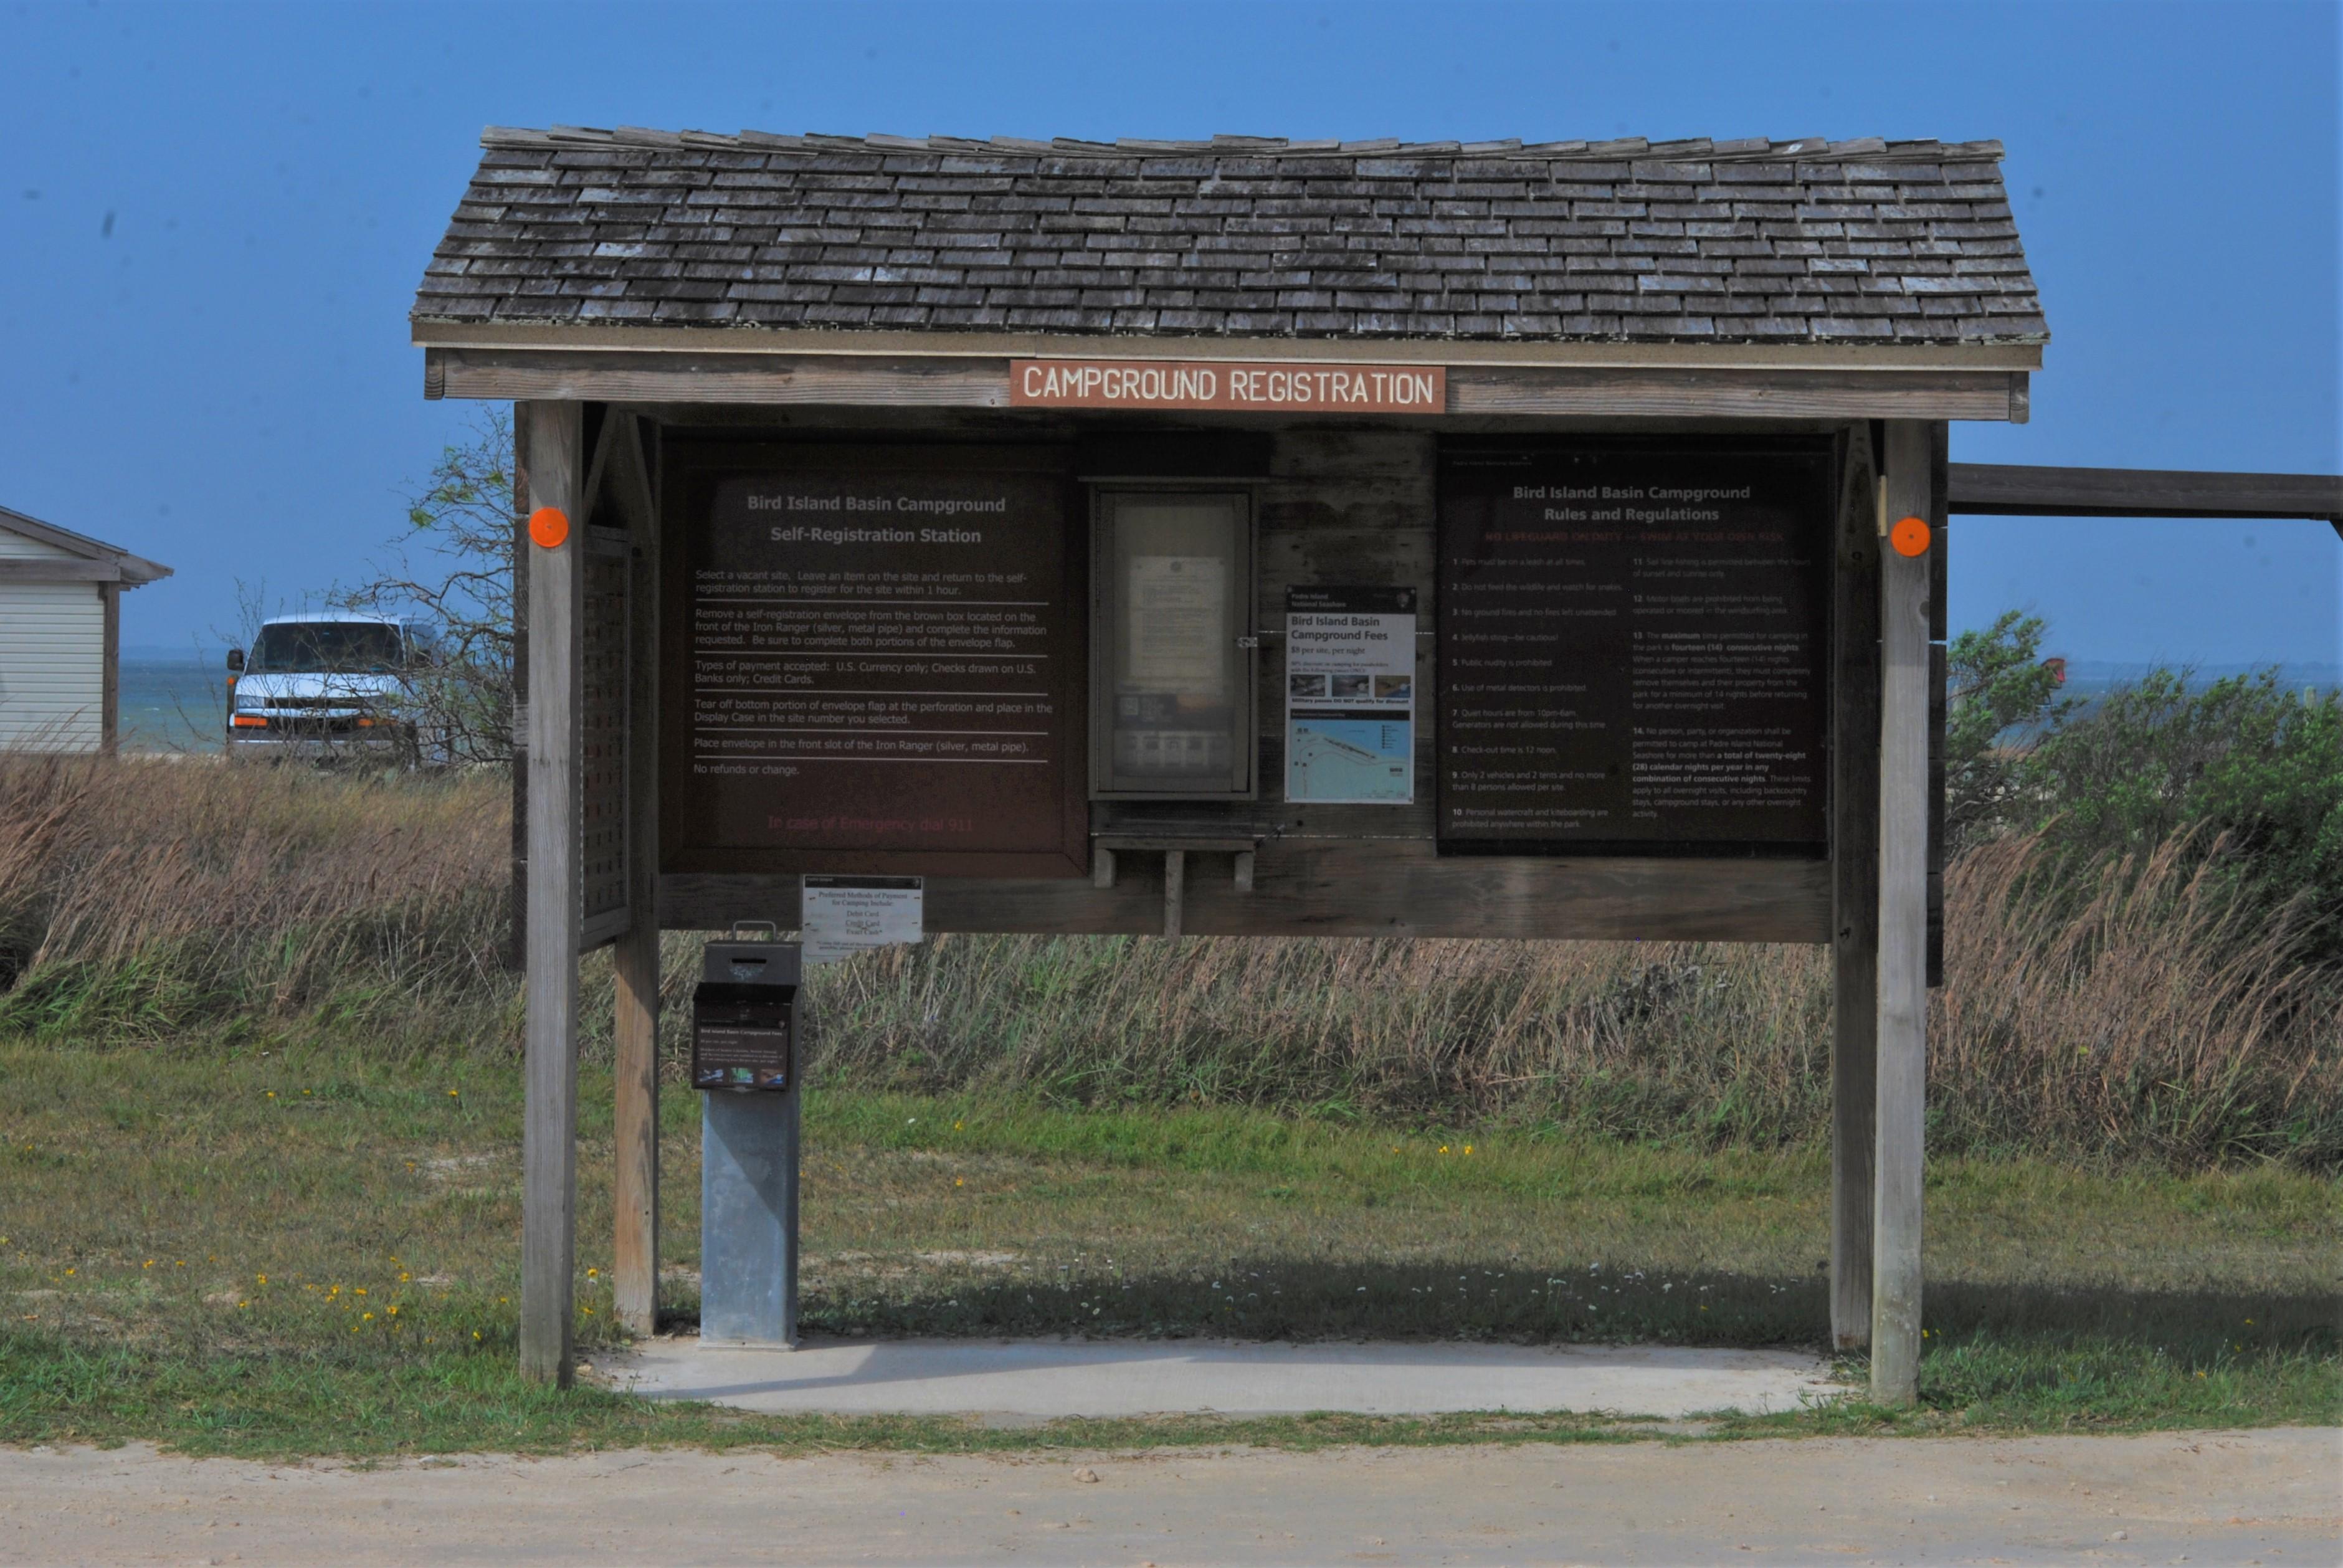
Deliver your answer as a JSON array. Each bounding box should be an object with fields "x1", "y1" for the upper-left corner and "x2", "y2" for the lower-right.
[{"x1": 1011, "y1": 359, "x2": 1445, "y2": 414}]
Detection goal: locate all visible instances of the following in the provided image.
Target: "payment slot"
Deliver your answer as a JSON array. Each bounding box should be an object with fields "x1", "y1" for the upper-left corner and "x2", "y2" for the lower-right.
[{"x1": 693, "y1": 926, "x2": 802, "y2": 1348}]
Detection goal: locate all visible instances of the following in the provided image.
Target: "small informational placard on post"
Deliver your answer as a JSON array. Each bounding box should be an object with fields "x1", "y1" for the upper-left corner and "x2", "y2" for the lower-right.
[
  {"x1": 1285, "y1": 587, "x2": 1417, "y2": 804},
  {"x1": 801, "y1": 875, "x2": 924, "y2": 966}
]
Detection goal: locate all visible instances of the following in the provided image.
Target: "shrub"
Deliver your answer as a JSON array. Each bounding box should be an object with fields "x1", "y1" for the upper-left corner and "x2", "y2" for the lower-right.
[{"x1": 2020, "y1": 670, "x2": 2342, "y2": 954}]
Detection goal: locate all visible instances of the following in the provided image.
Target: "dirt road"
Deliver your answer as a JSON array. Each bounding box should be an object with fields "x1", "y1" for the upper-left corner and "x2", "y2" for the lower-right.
[{"x1": 2, "y1": 1428, "x2": 2333, "y2": 1566}]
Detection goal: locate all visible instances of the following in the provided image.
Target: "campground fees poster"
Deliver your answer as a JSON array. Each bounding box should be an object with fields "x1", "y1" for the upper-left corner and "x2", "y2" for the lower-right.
[{"x1": 1284, "y1": 586, "x2": 1417, "y2": 804}]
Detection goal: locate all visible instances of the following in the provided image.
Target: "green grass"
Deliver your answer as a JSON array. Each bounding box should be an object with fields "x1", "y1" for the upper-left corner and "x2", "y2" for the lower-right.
[{"x1": 1, "y1": 1032, "x2": 2334, "y2": 1460}]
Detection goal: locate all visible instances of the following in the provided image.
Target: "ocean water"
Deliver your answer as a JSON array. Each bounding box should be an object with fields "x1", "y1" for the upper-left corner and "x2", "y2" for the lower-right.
[{"x1": 119, "y1": 653, "x2": 227, "y2": 753}]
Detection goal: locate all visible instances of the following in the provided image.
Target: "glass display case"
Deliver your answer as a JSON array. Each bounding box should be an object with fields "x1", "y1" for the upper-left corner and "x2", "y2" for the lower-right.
[{"x1": 1089, "y1": 488, "x2": 1256, "y2": 798}]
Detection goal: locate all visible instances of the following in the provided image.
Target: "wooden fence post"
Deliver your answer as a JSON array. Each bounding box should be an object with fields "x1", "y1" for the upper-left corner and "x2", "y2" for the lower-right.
[
  {"x1": 520, "y1": 399, "x2": 585, "y2": 1386},
  {"x1": 99, "y1": 581, "x2": 121, "y2": 756},
  {"x1": 1871, "y1": 419, "x2": 1935, "y2": 1404},
  {"x1": 1830, "y1": 423, "x2": 1880, "y2": 1349},
  {"x1": 611, "y1": 416, "x2": 662, "y2": 1338}
]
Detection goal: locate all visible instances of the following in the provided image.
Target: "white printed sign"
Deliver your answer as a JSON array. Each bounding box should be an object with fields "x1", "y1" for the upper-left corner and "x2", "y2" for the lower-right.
[
  {"x1": 801, "y1": 875, "x2": 924, "y2": 966},
  {"x1": 1285, "y1": 587, "x2": 1417, "y2": 805},
  {"x1": 1126, "y1": 554, "x2": 1228, "y2": 695}
]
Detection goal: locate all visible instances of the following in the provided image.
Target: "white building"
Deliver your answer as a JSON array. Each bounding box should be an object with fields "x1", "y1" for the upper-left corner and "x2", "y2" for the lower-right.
[{"x1": 0, "y1": 505, "x2": 172, "y2": 753}]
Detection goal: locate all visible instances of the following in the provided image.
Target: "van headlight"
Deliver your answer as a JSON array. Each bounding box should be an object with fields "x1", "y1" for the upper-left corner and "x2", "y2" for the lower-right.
[{"x1": 234, "y1": 691, "x2": 265, "y2": 711}]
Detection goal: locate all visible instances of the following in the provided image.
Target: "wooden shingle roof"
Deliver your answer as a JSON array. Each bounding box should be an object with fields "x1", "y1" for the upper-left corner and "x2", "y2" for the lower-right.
[{"x1": 414, "y1": 129, "x2": 2046, "y2": 348}]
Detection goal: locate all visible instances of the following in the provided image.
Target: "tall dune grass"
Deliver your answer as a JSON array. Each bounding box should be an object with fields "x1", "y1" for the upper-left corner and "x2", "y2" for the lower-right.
[
  {"x1": 0, "y1": 753, "x2": 509, "y2": 1037},
  {"x1": 1, "y1": 753, "x2": 2334, "y2": 1166}
]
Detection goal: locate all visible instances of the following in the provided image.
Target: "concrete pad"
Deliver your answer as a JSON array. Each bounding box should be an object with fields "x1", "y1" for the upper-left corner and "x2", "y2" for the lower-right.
[{"x1": 599, "y1": 1334, "x2": 1839, "y2": 1418}]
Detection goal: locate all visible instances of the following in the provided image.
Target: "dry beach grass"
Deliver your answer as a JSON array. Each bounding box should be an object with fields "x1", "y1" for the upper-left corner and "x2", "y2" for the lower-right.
[{"x1": 1, "y1": 752, "x2": 2334, "y2": 1166}]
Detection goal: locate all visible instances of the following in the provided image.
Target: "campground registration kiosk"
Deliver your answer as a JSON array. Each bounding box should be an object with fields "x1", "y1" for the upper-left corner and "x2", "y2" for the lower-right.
[{"x1": 414, "y1": 128, "x2": 2051, "y2": 1402}]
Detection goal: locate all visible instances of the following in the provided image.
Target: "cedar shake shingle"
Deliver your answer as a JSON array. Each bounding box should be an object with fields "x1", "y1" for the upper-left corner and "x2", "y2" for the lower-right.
[{"x1": 413, "y1": 130, "x2": 2046, "y2": 346}]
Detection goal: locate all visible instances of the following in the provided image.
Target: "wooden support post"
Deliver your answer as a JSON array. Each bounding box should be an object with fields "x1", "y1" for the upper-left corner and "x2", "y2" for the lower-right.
[
  {"x1": 611, "y1": 416, "x2": 662, "y2": 1339},
  {"x1": 1829, "y1": 424, "x2": 1880, "y2": 1351},
  {"x1": 1871, "y1": 419, "x2": 1935, "y2": 1404},
  {"x1": 1162, "y1": 849, "x2": 1185, "y2": 938},
  {"x1": 520, "y1": 399, "x2": 586, "y2": 1386},
  {"x1": 98, "y1": 581, "x2": 121, "y2": 757},
  {"x1": 509, "y1": 409, "x2": 531, "y2": 973}
]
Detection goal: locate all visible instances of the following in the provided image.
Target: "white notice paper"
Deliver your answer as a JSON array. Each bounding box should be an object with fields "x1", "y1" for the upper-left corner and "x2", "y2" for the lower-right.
[
  {"x1": 801, "y1": 875, "x2": 924, "y2": 966},
  {"x1": 1126, "y1": 555, "x2": 1227, "y2": 695}
]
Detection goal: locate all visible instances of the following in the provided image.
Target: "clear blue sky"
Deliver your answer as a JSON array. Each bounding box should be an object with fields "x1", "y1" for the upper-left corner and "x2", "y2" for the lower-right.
[{"x1": 5, "y1": 0, "x2": 2336, "y2": 667}]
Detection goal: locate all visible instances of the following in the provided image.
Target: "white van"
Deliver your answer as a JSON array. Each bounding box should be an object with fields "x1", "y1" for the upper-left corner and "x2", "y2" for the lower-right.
[{"x1": 226, "y1": 612, "x2": 449, "y2": 765}]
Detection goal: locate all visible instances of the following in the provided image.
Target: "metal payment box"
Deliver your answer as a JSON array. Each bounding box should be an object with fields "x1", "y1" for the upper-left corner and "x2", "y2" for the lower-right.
[
  {"x1": 691, "y1": 936, "x2": 800, "y2": 1092},
  {"x1": 694, "y1": 927, "x2": 804, "y2": 1347}
]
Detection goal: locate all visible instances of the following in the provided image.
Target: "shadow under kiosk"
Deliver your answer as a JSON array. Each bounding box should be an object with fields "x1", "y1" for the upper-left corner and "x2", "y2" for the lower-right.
[{"x1": 692, "y1": 928, "x2": 801, "y2": 1349}]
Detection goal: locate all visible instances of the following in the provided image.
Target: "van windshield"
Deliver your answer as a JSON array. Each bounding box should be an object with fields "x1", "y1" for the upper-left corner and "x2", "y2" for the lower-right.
[{"x1": 248, "y1": 622, "x2": 406, "y2": 674}]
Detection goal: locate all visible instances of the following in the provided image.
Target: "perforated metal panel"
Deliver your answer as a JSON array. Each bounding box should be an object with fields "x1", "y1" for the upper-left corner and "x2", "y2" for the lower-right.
[{"x1": 579, "y1": 530, "x2": 630, "y2": 946}]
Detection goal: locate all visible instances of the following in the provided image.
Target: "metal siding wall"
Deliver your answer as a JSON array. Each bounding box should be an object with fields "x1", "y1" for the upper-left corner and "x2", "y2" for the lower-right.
[
  {"x1": 0, "y1": 582, "x2": 106, "y2": 750},
  {"x1": 0, "y1": 531, "x2": 78, "y2": 560}
]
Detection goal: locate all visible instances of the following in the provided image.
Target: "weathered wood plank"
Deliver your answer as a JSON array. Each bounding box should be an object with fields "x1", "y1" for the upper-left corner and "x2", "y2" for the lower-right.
[
  {"x1": 0, "y1": 559, "x2": 125, "y2": 582},
  {"x1": 1259, "y1": 529, "x2": 1435, "y2": 599},
  {"x1": 432, "y1": 348, "x2": 2027, "y2": 423},
  {"x1": 436, "y1": 348, "x2": 1014, "y2": 407},
  {"x1": 663, "y1": 843, "x2": 1831, "y2": 943},
  {"x1": 1269, "y1": 429, "x2": 1438, "y2": 480},
  {"x1": 1929, "y1": 424, "x2": 1949, "y2": 986},
  {"x1": 608, "y1": 414, "x2": 662, "y2": 1339},
  {"x1": 1870, "y1": 419, "x2": 1935, "y2": 1404},
  {"x1": 1450, "y1": 367, "x2": 2022, "y2": 423},
  {"x1": 99, "y1": 581, "x2": 121, "y2": 756},
  {"x1": 520, "y1": 400, "x2": 586, "y2": 1387},
  {"x1": 1829, "y1": 423, "x2": 1880, "y2": 1351},
  {"x1": 1947, "y1": 463, "x2": 2343, "y2": 520},
  {"x1": 509, "y1": 411, "x2": 532, "y2": 971}
]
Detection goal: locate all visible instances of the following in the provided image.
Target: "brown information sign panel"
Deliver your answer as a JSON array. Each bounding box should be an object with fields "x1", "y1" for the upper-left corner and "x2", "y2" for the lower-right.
[
  {"x1": 662, "y1": 444, "x2": 1087, "y2": 879},
  {"x1": 1437, "y1": 439, "x2": 1833, "y2": 857},
  {"x1": 1011, "y1": 359, "x2": 1445, "y2": 414}
]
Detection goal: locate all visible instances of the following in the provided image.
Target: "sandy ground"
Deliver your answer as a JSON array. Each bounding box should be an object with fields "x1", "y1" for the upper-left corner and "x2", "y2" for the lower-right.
[{"x1": 1, "y1": 1428, "x2": 2334, "y2": 1566}]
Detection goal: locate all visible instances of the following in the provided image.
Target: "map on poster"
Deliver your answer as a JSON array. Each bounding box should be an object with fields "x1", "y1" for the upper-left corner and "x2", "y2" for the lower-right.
[{"x1": 1285, "y1": 586, "x2": 1417, "y2": 805}]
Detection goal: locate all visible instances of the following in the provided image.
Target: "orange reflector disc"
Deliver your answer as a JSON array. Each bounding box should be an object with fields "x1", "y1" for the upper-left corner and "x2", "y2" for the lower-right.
[
  {"x1": 1890, "y1": 516, "x2": 1931, "y2": 558},
  {"x1": 528, "y1": 507, "x2": 570, "y2": 549}
]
